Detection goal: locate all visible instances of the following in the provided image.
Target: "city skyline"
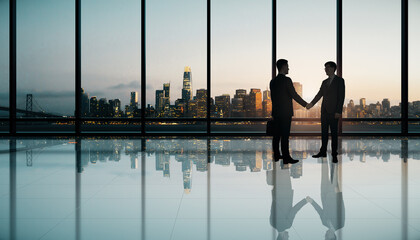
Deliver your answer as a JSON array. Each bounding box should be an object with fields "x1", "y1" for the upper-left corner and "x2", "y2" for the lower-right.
[{"x1": 1, "y1": 0, "x2": 420, "y2": 116}]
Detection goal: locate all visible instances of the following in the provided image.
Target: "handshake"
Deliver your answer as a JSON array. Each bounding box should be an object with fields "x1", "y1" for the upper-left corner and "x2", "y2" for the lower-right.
[{"x1": 305, "y1": 103, "x2": 314, "y2": 110}]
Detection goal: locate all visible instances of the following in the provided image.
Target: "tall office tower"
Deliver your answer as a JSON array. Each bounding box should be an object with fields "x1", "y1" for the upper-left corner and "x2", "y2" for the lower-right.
[
  {"x1": 231, "y1": 89, "x2": 246, "y2": 117},
  {"x1": 235, "y1": 89, "x2": 247, "y2": 99},
  {"x1": 98, "y1": 98, "x2": 108, "y2": 117},
  {"x1": 155, "y1": 90, "x2": 165, "y2": 116},
  {"x1": 130, "y1": 91, "x2": 138, "y2": 110},
  {"x1": 109, "y1": 99, "x2": 121, "y2": 117},
  {"x1": 360, "y1": 98, "x2": 366, "y2": 109},
  {"x1": 292, "y1": 82, "x2": 303, "y2": 112},
  {"x1": 262, "y1": 99, "x2": 272, "y2": 117},
  {"x1": 382, "y1": 98, "x2": 390, "y2": 112},
  {"x1": 89, "y1": 96, "x2": 99, "y2": 117},
  {"x1": 215, "y1": 94, "x2": 231, "y2": 118},
  {"x1": 249, "y1": 88, "x2": 262, "y2": 117},
  {"x1": 182, "y1": 66, "x2": 192, "y2": 102},
  {"x1": 348, "y1": 99, "x2": 355, "y2": 109},
  {"x1": 231, "y1": 98, "x2": 245, "y2": 117},
  {"x1": 162, "y1": 83, "x2": 170, "y2": 116},
  {"x1": 263, "y1": 89, "x2": 271, "y2": 101},
  {"x1": 130, "y1": 155, "x2": 138, "y2": 169},
  {"x1": 81, "y1": 88, "x2": 90, "y2": 116},
  {"x1": 196, "y1": 89, "x2": 207, "y2": 118}
]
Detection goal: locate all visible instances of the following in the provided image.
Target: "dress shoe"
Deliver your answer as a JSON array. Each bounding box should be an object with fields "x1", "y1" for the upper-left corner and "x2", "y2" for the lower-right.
[
  {"x1": 283, "y1": 157, "x2": 299, "y2": 164},
  {"x1": 273, "y1": 153, "x2": 283, "y2": 162},
  {"x1": 312, "y1": 152, "x2": 327, "y2": 158},
  {"x1": 332, "y1": 155, "x2": 338, "y2": 163}
]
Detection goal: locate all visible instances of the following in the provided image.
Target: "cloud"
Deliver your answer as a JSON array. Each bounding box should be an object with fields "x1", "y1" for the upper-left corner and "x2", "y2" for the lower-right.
[{"x1": 109, "y1": 81, "x2": 141, "y2": 89}]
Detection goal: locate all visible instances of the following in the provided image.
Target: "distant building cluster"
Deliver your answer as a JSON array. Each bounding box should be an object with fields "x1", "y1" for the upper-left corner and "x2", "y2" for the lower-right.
[{"x1": 80, "y1": 66, "x2": 418, "y2": 119}]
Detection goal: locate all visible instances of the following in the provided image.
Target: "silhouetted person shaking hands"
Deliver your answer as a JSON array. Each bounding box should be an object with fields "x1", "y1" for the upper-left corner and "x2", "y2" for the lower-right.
[
  {"x1": 267, "y1": 164, "x2": 308, "y2": 240},
  {"x1": 306, "y1": 158, "x2": 345, "y2": 240},
  {"x1": 270, "y1": 59, "x2": 309, "y2": 164},
  {"x1": 307, "y1": 62, "x2": 345, "y2": 163}
]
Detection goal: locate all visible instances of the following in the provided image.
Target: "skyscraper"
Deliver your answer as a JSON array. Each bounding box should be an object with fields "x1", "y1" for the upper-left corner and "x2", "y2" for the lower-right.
[
  {"x1": 249, "y1": 88, "x2": 262, "y2": 117},
  {"x1": 382, "y1": 98, "x2": 390, "y2": 112},
  {"x1": 155, "y1": 90, "x2": 164, "y2": 116},
  {"x1": 196, "y1": 89, "x2": 207, "y2": 118},
  {"x1": 215, "y1": 94, "x2": 231, "y2": 118},
  {"x1": 182, "y1": 66, "x2": 192, "y2": 102},
  {"x1": 89, "y1": 96, "x2": 99, "y2": 117},
  {"x1": 130, "y1": 92, "x2": 138, "y2": 109},
  {"x1": 163, "y1": 83, "x2": 170, "y2": 116},
  {"x1": 360, "y1": 98, "x2": 366, "y2": 109},
  {"x1": 81, "y1": 88, "x2": 90, "y2": 117},
  {"x1": 263, "y1": 89, "x2": 271, "y2": 101}
]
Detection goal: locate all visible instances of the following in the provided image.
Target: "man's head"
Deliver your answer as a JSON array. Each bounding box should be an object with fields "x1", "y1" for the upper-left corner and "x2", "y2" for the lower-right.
[
  {"x1": 277, "y1": 59, "x2": 289, "y2": 75},
  {"x1": 324, "y1": 61, "x2": 337, "y2": 76}
]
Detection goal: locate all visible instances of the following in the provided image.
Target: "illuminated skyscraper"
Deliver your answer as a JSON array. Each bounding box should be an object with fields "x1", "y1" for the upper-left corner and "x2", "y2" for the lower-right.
[
  {"x1": 360, "y1": 98, "x2": 366, "y2": 109},
  {"x1": 89, "y1": 96, "x2": 99, "y2": 117},
  {"x1": 155, "y1": 90, "x2": 164, "y2": 116},
  {"x1": 263, "y1": 89, "x2": 271, "y2": 101},
  {"x1": 196, "y1": 89, "x2": 207, "y2": 118},
  {"x1": 130, "y1": 91, "x2": 138, "y2": 110},
  {"x1": 215, "y1": 94, "x2": 230, "y2": 117},
  {"x1": 249, "y1": 88, "x2": 262, "y2": 117},
  {"x1": 182, "y1": 66, "x2": 192, "y2": 102}
]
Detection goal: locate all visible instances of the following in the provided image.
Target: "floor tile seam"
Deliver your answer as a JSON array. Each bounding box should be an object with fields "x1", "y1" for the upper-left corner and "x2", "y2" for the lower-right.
[
  {"x1": 82, "y1": 175, "x2": 122, "y2": 203},
  {"x1": 364, "y1": 198, "x2": 411, "y2": 218},
  {"x1": 36, "y1": 218, "x2": 67, "y2": 240},
  {"x1": 291, "y1": 226, "x2": 304, "y2": 240},
  {"x1": 169, "y1": 192, "x2": 184, "y2": 240}
]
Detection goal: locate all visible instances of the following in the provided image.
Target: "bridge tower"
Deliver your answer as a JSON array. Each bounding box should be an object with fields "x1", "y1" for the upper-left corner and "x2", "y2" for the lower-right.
[{"x1": 26, "y1": 94, "x2": 33, "y2": 117}]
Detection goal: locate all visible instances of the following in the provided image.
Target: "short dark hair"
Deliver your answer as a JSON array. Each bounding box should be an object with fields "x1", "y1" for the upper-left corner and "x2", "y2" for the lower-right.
[
  {"x1": 324, "y1": 61, "x2": 337, "y2": 71},
  {"x1": 276, "y1": 59, "x2": 288, "y2": 71}
]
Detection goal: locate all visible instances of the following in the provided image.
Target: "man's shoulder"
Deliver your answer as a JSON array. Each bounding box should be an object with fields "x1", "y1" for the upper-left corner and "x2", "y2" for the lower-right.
[{"x1": 334, "y1": 75, "x2": 344, "y2": 81}]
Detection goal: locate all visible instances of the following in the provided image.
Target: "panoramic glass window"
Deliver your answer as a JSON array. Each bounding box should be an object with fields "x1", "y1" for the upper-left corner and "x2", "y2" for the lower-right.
[
  {"x1": 344, "y1": 0, "x2": 401, "y2": 119},
  {"x1": 211, "y1": 0, "x2": 271, "y2": 133},
  {"x1": 409, "y1": 0, "x2": 420, "y2": 132},
  {"x1": 16, "y1": 0, "x2": 75, "y2": 132},
  {"x1": 146, "y1": 0, "x2": 206, "y2": 133},
  {"x1": 343, "y1": 0, "x2": 401, "y2": 133},
  {"x1": 0, "y1": 0, "x2": 8, "y2": 119},
  {"x1": 277, "y1": 0, "x2": 335, "y2": 133},
  {"x1": 82, "y1": 0, "x2": 141, "y2": 132}
]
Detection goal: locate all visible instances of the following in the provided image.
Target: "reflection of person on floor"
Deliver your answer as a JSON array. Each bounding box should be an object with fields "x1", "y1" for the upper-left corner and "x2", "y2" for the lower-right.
[
  {"x1": 307, "y1": 159, "x2": 345, "y2": 240},
  {"x1": 267, "y1": 164, "x2": 307, "y2": 240}
]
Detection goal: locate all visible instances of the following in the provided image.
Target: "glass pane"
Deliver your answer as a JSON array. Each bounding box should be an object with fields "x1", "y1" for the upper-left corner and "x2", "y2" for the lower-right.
[
  {"x1": 82, "y1": 0, "x2": 141, "y2": 125},
  {"x1": 17, "y1": 0, "x2": 75, "y2": 119},
  {"x1": 408, "y1": 121, "x2": 420, "y2": 133},
  {"x1": 212, "y1": 0, "x2": 271, "y2": 119},
  {"x1": 146, "y1": 0, "x2": 206, "y2": 123},
  {"x1": 277, "y1": 0, "x2": 335, "y2": 119},
  {"x1": 0, "y1": 121, "x2": 8, "y2": 132},
  {"x1": 343, "y1": 0, "x2": 400, "y2": 119},
  {"x1": 0, "y1": 1, "x2": 8, "y2": 118},
  {"x1": 409, "y1": 0, "x2": 420, "y2": 119}
]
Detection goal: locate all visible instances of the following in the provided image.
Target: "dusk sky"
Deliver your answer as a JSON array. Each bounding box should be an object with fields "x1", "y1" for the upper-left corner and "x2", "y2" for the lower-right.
[{"x1": 0, "y1": 0, "x2": 419, "y2": 116}]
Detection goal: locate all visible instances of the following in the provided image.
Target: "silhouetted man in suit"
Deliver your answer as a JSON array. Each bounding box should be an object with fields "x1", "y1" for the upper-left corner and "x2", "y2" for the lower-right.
[
  {"x1": 306, "y1": 157, "x2": 345, "y2": 240},
  {"x1": 267, "y1": 164, "x2": 308, "y2": 240},
  {"x1": 270, "y1": 59, "x2": 308, "y2": 164},
  {"x1": 307, "y1": 61, "x2": 345, "y2": 163}
]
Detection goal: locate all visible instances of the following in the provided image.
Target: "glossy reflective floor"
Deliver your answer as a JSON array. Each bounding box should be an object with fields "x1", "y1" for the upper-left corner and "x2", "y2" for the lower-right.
[{"x1": 0, "y1": 137, "x2": 420, "y2": 240}]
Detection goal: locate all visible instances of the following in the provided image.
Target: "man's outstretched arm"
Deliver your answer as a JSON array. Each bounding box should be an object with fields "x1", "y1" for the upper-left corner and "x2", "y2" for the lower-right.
[{"x1": 310, "y1": 83, "x2": 324, "y2": 106}]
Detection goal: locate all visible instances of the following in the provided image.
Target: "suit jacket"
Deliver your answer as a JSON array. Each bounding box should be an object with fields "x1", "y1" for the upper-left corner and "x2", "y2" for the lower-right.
[
  {"x1": 310, "y1": 76, "x2": 345, "y2": 114},
  {"x1": 270, "y1": 74, "x2": 307, "y2": 118}
]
